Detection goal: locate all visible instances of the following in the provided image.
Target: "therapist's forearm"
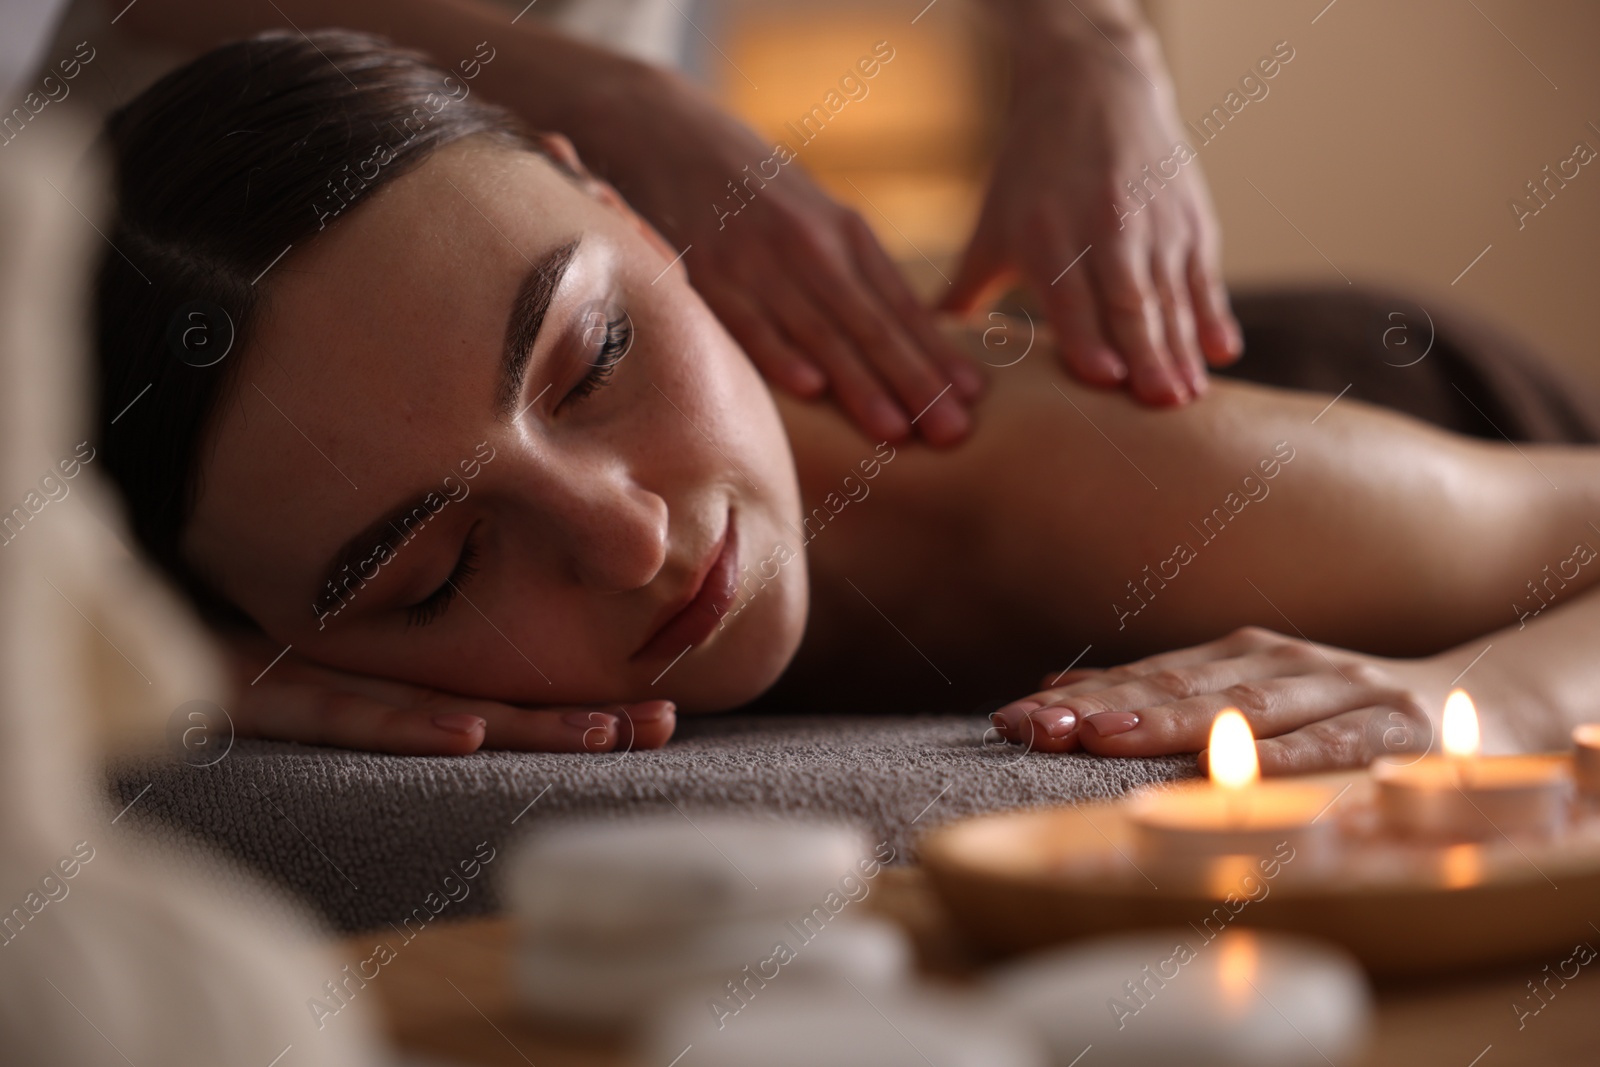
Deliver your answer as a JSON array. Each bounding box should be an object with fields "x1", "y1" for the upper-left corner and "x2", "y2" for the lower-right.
[
  {"x1": 118, "y1": 0, "x2": 659, "y2": 139},
  {"x1": 979, "y1": 0, "x2": 1170, "y2": 87},
  {"x1": 982, "y1": 0, "x2": 1153, "y2": 53}
]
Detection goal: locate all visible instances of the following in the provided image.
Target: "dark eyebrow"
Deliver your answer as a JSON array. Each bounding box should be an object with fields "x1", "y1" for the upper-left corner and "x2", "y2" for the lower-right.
[
  {"x1": 497, "y1": 236, "x2": 581, "y2": 417},
  {"x1": 310, "y1": 238, "x2": 581, "y2": 619}
]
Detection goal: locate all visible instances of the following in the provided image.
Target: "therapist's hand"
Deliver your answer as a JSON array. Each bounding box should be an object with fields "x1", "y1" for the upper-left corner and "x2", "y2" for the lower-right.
[
  {"x1": 943, "y1": 18, "x2": 1243, "y2": 405},
  {"x1": 567, "y1": 64, "x2": 983, "y2": 447}
]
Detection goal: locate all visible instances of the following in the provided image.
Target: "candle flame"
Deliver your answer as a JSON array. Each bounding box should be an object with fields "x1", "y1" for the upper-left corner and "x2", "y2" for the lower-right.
[
  {"x1": 1209, "y1": 709, "x2": 1259, "y2": 789},
  {"x1": 1442, "y1": 689, "x2": 1481, "y2": 758}
]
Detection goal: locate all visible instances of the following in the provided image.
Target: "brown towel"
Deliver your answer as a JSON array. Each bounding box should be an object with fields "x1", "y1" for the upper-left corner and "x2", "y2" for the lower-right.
[{"x1": 1219, "y1": 286, "x2": 1600, "y2": 444}]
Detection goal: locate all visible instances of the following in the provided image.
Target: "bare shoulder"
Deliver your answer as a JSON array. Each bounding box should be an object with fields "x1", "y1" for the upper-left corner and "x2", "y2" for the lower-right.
[{"x1": 771, "y1": 316, "x2": 1330, "y2": 544}]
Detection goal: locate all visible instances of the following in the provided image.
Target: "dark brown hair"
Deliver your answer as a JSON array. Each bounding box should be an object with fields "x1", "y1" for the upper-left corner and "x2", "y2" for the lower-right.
[{"x1": 94, "y1": 30, "x2": 541, "y2": 622}]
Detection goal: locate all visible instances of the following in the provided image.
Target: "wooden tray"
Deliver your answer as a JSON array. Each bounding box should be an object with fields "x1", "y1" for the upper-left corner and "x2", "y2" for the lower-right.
[{"x1": 920, "y1": 764, "x2": 1600, "y2": 977}]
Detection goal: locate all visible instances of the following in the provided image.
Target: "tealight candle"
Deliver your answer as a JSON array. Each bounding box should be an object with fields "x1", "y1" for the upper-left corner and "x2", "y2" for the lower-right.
[
  {"x1": 1374, "y1": 690, "x2": 1569, "y2": 840},
  {"x1": 1127, "y1": 709, "x2": 1339, "y2": 862},
  {"x1": 1574, "y1": 724, "x2": 1600, "y2": 796}
]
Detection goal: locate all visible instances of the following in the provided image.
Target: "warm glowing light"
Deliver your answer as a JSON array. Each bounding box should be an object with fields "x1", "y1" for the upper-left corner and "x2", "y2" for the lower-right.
[
  {"x1": 1217, "y1": 931, "x2": 1259, "y2": 1009},
  {"x1": 1439, "y1": 844, "x2": 1483, "y2": 890},
  {"x1": 1202, "y1": 855, "x2": 1259, "y2": 900},
  {"x1": 1209, "y1": 709, "x2": 1260, "y2": 790},
  {"x1": 1574, "y1": 724, "x2": 1600, "y2": 795},
  {"x1": 1442, "y1": 689, "x2": 1481, "y2": 758}
]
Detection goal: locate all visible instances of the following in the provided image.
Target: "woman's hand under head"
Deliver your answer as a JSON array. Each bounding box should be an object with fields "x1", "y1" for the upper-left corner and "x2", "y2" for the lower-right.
[
  {"x1": 221, "y1": 633, "x2": 674, "y2": 755},
  {"x1": 183, "y1": 135, "x2": 812, "y2": 725}
]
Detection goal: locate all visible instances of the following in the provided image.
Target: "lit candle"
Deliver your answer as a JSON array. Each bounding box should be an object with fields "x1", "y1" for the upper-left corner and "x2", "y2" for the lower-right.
[
  {"x1": 1212, "y1": 708, "x2": 1260, "y2": 820},
  {"x1": 1374, "y1": 690, "x2": 1570, "y2": 840},
  {"x1": 1573, "y1": 724, "x2": 1600, "y2": 796},
  {"x1": 1126, "y1": 709, "x2": 1340, "y2": 863},
  {"x1": 1443, "y1": 689, "x2": 1479, "y2": 785}
]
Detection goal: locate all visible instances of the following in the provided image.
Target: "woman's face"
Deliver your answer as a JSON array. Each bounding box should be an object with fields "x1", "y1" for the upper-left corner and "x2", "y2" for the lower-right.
[{"x1": 184, "y1": 138, "x2": 809, "y2": 711}]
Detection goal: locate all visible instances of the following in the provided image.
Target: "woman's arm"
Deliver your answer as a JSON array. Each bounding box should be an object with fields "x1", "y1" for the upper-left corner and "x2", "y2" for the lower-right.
[
  {"x1": 990, "y1": 580, "x2": 1600, "y2": 772},
  {"x1": 1458, "y1": 578, "x2": 1600, "y2": 751}
]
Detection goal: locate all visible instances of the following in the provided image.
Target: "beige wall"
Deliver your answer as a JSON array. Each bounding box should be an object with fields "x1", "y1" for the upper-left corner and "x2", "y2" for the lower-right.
[
  {"x1": 1149, "y1": 0, "x2": 1600, "y2": 385},
  {"x1": 718, "y1": 0, "x2": 1600, "y2": 385},
  {"x1": 717, "y1": 0, "x2": 993, "y2": 292}
]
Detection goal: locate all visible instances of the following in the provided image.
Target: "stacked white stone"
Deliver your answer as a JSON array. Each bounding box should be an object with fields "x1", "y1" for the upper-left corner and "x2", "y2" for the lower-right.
[
  {"x1": 505, "y1": 816, "x2": 909, "y2": 1031},
  {"x1": 506, "y1": 814, "x2": 1047, "y2": 1066}
]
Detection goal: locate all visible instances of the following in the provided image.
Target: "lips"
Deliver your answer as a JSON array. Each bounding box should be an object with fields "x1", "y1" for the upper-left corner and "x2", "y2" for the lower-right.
[{"x1": 631, "y1": 512, "x2": 740, "y2": 662}]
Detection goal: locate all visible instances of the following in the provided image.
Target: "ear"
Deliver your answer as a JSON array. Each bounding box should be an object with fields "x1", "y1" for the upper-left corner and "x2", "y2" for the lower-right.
[{"x1": 527, "y1": 131, "x2": 679, "y2": 267}]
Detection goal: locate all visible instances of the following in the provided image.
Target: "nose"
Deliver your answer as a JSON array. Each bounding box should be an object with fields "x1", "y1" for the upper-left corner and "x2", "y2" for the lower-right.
[{"x1": 540, "y1": 456, "x2": 669, "y2": 594}]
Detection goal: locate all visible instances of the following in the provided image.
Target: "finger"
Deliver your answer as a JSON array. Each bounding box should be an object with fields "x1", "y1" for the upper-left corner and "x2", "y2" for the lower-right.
[
  {"x1": 614, "y1": 700, "x2": 677, "y2": 751},
  {"x1": 233, "y1": 684, "x2": 490, "y2": 756},
  {"x1": 1152, "y1": 251, "x2": 1208, "y2": 398},
  {"x1": 1076, "y1": 673, "x2": 1397, "y2": 758},
  {"x1": 844, "y1": 214, "x2": 986, "y2": 402},
  {"x1": 1251, "y1": 709, "x2": 1383, "y2": 775},
  {"x1": 1188, "y1": 241, "x2": 1243, "y2": 367},
  {"x1": 1038, "y1": 650, "x2": 1306, "y2": 715},
  {"x1": 1032, "y1": 626, "x2": 1289, "y2": 698},
  {"x1": 989, "y1": 703, "x2": 1083, "y2": 754},
  {"x1": 699, "y1": 279, "x2": 827, "y2": 398},
  {"x1": 1040, "y1": 257, "x2": 1126, "y2": 386},
  {"x1": 1091, "y1": 245, "x2": 1188, "y2": 406},
  {"x1": 235, "y1": 676, "x2": 675, "y2": 756},
  {"x1": 792, "y1": 225, "x2": 972, "y2": 447},
  {"x1": 1038, "y1": 667, "x2": 1103, "y2": 689},
  {"x1": 481, "y1": 700, "x2": 677, "y2": 753},
  {"x1": 1001, "y1": 630, "x2": 1301, "y2": 737},
  {"x1": 932, "y1": 324, "x2": 988, "y2": 404},
  {"x1": 760, "y1": 254, "x2": 912, "y2": 442}
]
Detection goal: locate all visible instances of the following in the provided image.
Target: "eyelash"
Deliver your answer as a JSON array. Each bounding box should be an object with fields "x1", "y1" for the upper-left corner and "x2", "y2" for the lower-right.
[
  {"x1": 406, "y1": 312, "x2": 629, "y2": 629},
  {"x1": 565, "y1": 311, "x2": 631, "y2": 404},
  {"x1": 405, "y1": 528, "x2": 480, "y2": 629}
]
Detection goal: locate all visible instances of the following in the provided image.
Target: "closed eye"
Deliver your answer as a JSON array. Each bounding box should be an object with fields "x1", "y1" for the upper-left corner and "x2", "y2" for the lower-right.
[
  {"x1": 563, "y1": 310, "x2": 631, "y2": 406},
  {"x1": 405, "y1": 524, "x2": 481, "y2": 628},
  {"x1": 406, "y1": 310, "x2": 628, "y2": 628}
]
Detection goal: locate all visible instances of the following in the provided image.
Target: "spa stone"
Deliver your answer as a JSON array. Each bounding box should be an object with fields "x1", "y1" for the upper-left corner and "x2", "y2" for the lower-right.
[
  {"x1": 990, "y1": 929, "x2": 1371, "y2": 1067},
  {"x1": 643, "y1": 984, "x2": 1046, "y2": 1067},
  {"x1": 505, "y1": 815, "x2": 875, "y2": 943},
  {"x1": 506, "y1": 815, "x2": 905, "y2": 1029},
  {"x1": 517, "y1": 914, "x2": 911, "y2": 1029}
]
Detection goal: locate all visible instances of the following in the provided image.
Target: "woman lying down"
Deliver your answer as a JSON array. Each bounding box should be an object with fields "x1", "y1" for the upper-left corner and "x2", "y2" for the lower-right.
[{"x1": 96, "y1": 32, "x2": 1600, "y2": 771}]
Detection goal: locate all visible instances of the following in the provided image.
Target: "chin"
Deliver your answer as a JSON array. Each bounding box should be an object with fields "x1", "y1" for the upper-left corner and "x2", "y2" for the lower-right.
[{"x1": 672, "y1": 557, "x2": 810, "y2": 713}]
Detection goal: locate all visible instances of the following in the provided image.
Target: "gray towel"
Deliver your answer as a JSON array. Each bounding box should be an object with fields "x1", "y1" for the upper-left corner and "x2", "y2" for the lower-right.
[{"x1": 108, "y1": 713, "x2": 1195, "y2": 932}]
